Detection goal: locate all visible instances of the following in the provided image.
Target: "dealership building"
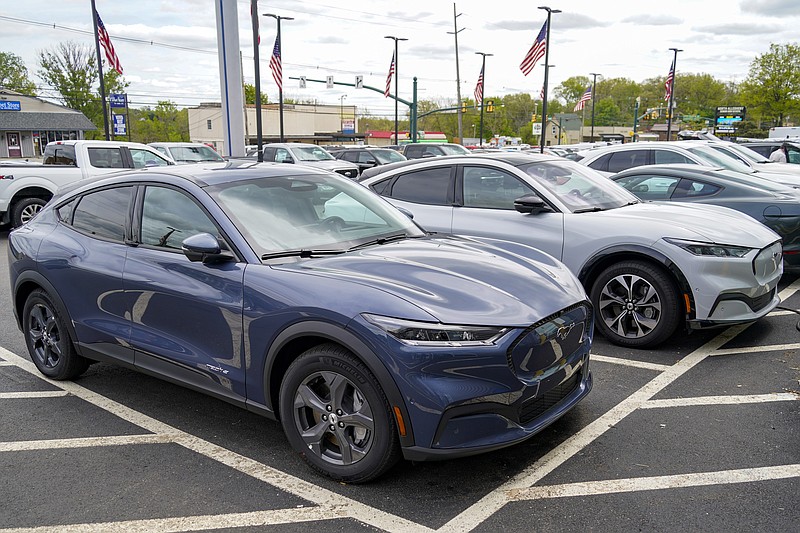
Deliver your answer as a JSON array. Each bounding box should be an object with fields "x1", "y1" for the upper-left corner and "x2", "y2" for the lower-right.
[{"x1": 0, "y1": 88, "x2": 97, "y2": 159}]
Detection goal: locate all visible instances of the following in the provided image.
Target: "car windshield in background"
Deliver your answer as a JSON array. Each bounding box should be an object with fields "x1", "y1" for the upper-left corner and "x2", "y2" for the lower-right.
[
  {"x1": 373, "y1": 149, "x2": 407, "y2": 164},
  {"x1": 518, "y1": 160, "x2": 639, "y2": 212},
  {"x1": 440, "y1": 144, "x2": 471, "y2": 155},
  {"x1": 723, "y1": 143, "x2": 772, "y2": 163},
  {"x1": 170, "y1": 146, "x2": 224, "y2": 163},
  {"x1": 208, "y1": 173, "x2": 424, "y2": 257},
  {"x1": 685, "y1": 146, "x2": 755, "y2": 173},
  {"x1": 292, "y1": 146, "x2": 335, "y2": 161}
]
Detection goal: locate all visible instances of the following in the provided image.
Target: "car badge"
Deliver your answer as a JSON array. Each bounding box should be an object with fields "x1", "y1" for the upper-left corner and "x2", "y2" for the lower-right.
[{"x1": 556, "y1": 323, "x2": 574, "y2": 340}]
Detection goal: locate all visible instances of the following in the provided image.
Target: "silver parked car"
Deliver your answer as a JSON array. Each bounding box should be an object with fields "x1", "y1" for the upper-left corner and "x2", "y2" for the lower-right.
[
  {"x1": 149, "y1": 142, "x2": 225, "y2": 164},
  {"x1": 253, "y1": 143, "x2": 359, "y2": 180},
  {"x1": 357, "y1": 153, "x2": 783, "y2": 348}
]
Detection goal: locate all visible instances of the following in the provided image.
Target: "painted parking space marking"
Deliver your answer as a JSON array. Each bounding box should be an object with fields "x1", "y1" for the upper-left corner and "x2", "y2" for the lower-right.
[
  {"x1": 506, "y1": 464, "x2": 800, "y2": 501},
  {"x1": 589, "y1": 354, "x2": 671, "y2": 372},
  {"x1": 712, "y1": 342, "x2": 800, "y2": 357},
  {"x1": 641, "y1": 393, "x2": 798, "y2": 409},
  {"x1": 1, "y1": 273, "x2": 798, "y2": 532},
  {"x1": 0, "y1": 346, "x2": 433, "y2": 533},
  {"x1": 0, "y1": 391, "x2": 69, "y2": 399}
]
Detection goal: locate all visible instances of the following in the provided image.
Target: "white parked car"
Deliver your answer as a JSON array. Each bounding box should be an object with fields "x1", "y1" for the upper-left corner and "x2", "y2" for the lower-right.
[
  {"x1": 149, "y1": 142, "x2": 225, "y2": 164},
  {"x1": 358, "y1": 153, "x2": 783, "y2": 348},
  {"x1": 252, "y1": 143, "x2": 359, "y2": 180}
]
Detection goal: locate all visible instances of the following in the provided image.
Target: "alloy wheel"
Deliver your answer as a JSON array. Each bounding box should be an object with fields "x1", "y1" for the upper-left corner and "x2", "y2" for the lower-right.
[{"x1": 597, "y1": 273, "x2": 662, "y2": 339}]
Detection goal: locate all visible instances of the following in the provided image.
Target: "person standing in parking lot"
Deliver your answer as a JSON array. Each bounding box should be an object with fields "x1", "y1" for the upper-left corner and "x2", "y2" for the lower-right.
[{"x1": 770, "y1": 144, "x2": 788, "y2": 163}]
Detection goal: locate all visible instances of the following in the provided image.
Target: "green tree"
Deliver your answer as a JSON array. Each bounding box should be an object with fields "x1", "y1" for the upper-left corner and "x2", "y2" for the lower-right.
[
  {"x1": 740, "y1": 43, "x2": 800, "y2": 126},
  {"x1": 244, "y1": 83, "x2": 269, "y2": 104},
  {"x1": 130, "y1": 101, "x2": 188, "y2": 143},
  {"x1": 0, "y1": 51, "x2": 37, "y2": 95},
  {"x1": 37, "y1": 41, "x2": 129, "y2": 138},
  {"x1": 554, "y1": 76, "x2": 590, "y2": 104}
]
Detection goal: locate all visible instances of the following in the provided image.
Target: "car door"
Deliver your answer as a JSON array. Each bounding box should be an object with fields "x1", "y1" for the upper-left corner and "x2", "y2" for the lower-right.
[
  {"x1": 381, "y1": 165, "x2": 455, "y2": 232},
  {"x1": 123, "y1": 184, "x2": 247, "y2": 403},
  {"x1": 451, "y1": 165, "x2": 565, "y2": 260},
  {"x1": 37, "y1": 186, "x2": 136, "y2": 364}
]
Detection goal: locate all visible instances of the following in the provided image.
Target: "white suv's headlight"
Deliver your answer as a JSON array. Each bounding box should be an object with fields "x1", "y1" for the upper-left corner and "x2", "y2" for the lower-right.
[
  {"x1": 363, "y1": 314, "x2": 509, "y2": 346},
  {"x1": 665, "y1": 238, "x2": 753, "y2": 258}
]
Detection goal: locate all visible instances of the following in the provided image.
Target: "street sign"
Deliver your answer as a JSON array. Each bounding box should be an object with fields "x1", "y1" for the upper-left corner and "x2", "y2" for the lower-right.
[
  {"x1": 299, "y1": 76, "x2": 306, "y2": 88},
  {"x1": 112, "y1": 114, "x2": 126, "y2": 136},
  {"x1": 355, "y1": 75, "x2": 363, "y2": 89},
  {"x1": 326, "y1": 76, "x2": 334, "y2": 88},
  {"x1": 532, "y1": 123, "x2": 542, "y2": 135},
  {"x1": 109, "y1": 93, "x2": 127, "y2": 108}
]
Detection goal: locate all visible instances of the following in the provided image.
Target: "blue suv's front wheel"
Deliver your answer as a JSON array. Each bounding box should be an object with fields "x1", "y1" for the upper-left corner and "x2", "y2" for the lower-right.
[{"x1": 279, "y1": 344, "x2": 400, "y2": 483}]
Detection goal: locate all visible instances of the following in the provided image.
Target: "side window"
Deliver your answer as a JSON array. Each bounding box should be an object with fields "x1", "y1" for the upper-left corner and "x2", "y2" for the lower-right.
[
  {"x1": 388, "y1": 167, "x2": 451, "y2": 205},
  {"x1": 43, "y1": 144, "x2": 76, "y2": 166},
  {"x1": 154, "y1": 146, "x2": 169, "y2": 157},
  {"x1": 341, "y1": 151, "x2": 358, "y2": 162},
  {"x1": 262, "y1": 147, "x2": 276, "y2": 161},
  {"x1": 463, "y1": 167, "x2": 532, "y2": 209},
  {"x1": 275, "y1": 148, "x2": 293, "y2": 163},
  {"x1": 786, "y1": 146, "x2": 800, "y2": 164},
  {"x1": 607, "y1": 150, "x2": 649, "y2": 173},
  {"x1": 87, "y1": 147, "x2": 125, "y2": 168},
  {"x1": 369, "y1": 178, "x2": 393, "y2": 196},
  {"x1": 130, "y1": 148, "x2": 170, "y2": 168},
  {"x1": 746, "y1": 145, "x2": 772, "y2": 158},
  {"x1": 424, "y1": 146, "x2": 442, "y2": 157},
  {"x1": 671, "y1": 179, "x2": 721, "y2": 199},
  {"x1": 56, "y1": 198, "x2": 78, "y2": 223},
  {"x1": 654, "y1": 150, "x2": 693, "y2": 165},
  {"x1": 405, "y1": 146, "x2": 423, "y2": 158},
  {"x1": 615, "y1": 175, "x2": 680, "y2": 201},
  {"x1": 586, "y1": 153, "x2": 612, "y2": 172},
  {"x1": 71, "y1": 186, "x2": 133, "y2": 241},
  {"x1": 357, "y1": 151, "x2": 376, "y2": 163},
  {"x1": 140, "y1": 186, "x2": 220, "y2": 250}
]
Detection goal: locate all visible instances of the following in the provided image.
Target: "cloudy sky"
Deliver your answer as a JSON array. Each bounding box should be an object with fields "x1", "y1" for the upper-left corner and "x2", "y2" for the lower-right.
[{"x1": 1, "y1": 0, "x2": 798, "y2": 118}]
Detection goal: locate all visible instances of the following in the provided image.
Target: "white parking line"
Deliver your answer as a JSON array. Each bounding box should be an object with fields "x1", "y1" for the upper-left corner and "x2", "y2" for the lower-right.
[
  {"x1": 0, "y1": 361, "x2": 13, "y2": 366},
  {"x1": 0, "y1": 391, "x2": 69, "y2": 399},
  {"x1": 506, "y1": 465, "x2": 800, "y2": 501},
  {"x1": 0, "y1": 434, "x2": 168, "y2": 453},
  {"x1": 642, "y1": 393, "x2": 798, "y2": 409},
  {"x1": 712, "y1": 343, "x2": 800, "y2": 357},
  {"x1": 0, "y1": 506, "x2": 352, "y2": 533},
  {"x1": 0, "y1": 346, "x2": 433, "y2": 533},
  {"x1": 590, "y1": 354, "x2": 672, "y2": 372}
]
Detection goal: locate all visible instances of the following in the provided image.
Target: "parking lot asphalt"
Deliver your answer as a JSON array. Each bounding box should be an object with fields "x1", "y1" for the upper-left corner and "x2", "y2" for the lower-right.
[{"x1": 0, "y1": 230, "x2": 797, "y2": 532}]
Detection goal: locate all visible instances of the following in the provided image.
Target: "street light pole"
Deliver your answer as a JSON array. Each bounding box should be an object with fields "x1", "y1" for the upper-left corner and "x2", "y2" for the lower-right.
[
  {"x1": 250, "y1": 0, "x2": 263, "y2": 161},
  {"x1": 385, "y1": 36, "x2": 408, "y2": 145},
  {"x1": 448, "y1": 3, "x2": 465, "y2": 143},
  {"x1": 475, "y1": 52, "x2": 492, "y2": 146},
  {"x1": 589, "y1": 72, "x2": 601, "y2": 142},
  {"x1": 538, "y1": 6, "x2": 561, "y2": 153},
  {"x1": 339, "y1": 94, "x2": 347, "y2": 134},
  {"x1": 666, "y1": 47, "x2": 682, "y2": 141},
  {"x1": 264, "y1": 13, "x2": 293, "y2": 143}
]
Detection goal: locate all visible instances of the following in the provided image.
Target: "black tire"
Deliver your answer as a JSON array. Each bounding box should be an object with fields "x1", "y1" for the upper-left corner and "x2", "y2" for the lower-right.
[
  {"x1": 23, "y1": 289, "x2": 89, "y2": 380},
  {"x1": 279, "y1": 343, "x2": 400, "y2": 483},
  {"x1": 590, "y1": 260, "x2": 680, "y2": 348},
  {"x1": 12, "y1": 197, "x2": 48, "y2": 227}
]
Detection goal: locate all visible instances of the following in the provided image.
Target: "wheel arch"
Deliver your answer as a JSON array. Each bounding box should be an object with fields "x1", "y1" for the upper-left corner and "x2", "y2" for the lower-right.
[
  {"x1": 578, "y1": 245, "x2": 694, "y2": 318},
  {"x1": 262, "y1": 320, "x2": 415, "y2": 447},
  {"x1": 13, "y1": 270, "x2": 81, "y2": 346}
]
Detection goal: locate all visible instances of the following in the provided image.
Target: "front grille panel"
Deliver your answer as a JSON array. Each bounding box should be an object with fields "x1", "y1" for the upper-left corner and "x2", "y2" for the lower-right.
[{"x1": 518, "y1": 372, "x2": 581, "y2": 424}]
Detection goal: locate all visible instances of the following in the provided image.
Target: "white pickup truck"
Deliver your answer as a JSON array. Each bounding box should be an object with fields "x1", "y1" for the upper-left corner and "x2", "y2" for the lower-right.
[{"x1": 0, "y1": 140, "x2": 173, "y2": 227}]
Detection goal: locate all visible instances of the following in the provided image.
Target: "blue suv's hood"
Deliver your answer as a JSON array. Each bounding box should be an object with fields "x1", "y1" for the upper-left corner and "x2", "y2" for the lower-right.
[{"x1": 273, "y1": 236, "x2": 586, "y2": 326}]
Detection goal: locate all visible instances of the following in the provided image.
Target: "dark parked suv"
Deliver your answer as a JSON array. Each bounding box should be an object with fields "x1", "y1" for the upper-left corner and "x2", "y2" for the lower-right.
[
  {"x1": 328, "y1": 146, "x2": 407, "y2": 175},
  {"x1": 400, "y1": 143, "x2": 471, "y2": 159},
  {"x1": 739, "y1": 140, "x2": 800, "y2": 164}
]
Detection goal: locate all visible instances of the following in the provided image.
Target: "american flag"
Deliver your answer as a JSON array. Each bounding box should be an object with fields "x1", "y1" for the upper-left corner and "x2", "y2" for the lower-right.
[
  {"x1": 96, "y1": 12, "x2": 123, "y2": 75},
  {"x1": 574, "y1": 85, "x2": 592, "y2": 111},
  {"x1": 384, "y1": 52, "x2": 395, "y2": 98},
  {"x1": 269, "y1": 37, "x2": 282, "y2": 91},
  {"x1": 474, "y1": 65, "x2": 484, "y2": 105},
  {"x1": 540, "y1": 85, "x2": 545, "y2": 101},
  {"x1": 520, "y1": 20, "x2": 547, "y2": 76},
  {"x1": 664, "y1": 57, "x2": 675, "y2": 101}
]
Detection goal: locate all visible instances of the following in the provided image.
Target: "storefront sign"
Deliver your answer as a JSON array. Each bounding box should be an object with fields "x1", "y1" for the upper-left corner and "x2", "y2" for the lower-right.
[{"x1": 0, "y1": 101, "x2": 21, "y2": 111}]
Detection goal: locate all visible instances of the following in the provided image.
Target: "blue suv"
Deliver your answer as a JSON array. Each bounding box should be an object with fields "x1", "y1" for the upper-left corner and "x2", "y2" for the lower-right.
[{"x1": 8, "y1": 162, "x2": 593, "y2": 482}]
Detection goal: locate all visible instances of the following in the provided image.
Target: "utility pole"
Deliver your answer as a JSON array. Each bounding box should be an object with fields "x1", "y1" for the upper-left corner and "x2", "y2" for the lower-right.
[
  {"x1": 448, "y1": 4, "x2": 465, "y2": 143},
  {"x1": 475, "y1": 52, "x2": 492, "y2": 146}
]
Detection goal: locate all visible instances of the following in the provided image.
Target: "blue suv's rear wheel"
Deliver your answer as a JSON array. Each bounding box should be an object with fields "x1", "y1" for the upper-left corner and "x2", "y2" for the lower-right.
[{"x1": 279, "y1": 344, "x2": 400, "y2": 482}]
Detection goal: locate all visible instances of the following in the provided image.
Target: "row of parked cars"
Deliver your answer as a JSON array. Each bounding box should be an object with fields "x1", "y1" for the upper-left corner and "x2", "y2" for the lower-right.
[{"x1": 3, "y1": 135, "x2": 792, "y2": 483}]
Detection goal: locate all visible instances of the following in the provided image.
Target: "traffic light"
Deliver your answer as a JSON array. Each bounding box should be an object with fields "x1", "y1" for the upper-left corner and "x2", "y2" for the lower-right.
[
  {"x1": 461, "y1": 101, "x2": 467, "y2": 113},
  {"x1": 486, "y1": 100, "x2": 494, "y2": 113},
  {"x1": 532, "y1": 113, "x2": 537, "y2": 122}
]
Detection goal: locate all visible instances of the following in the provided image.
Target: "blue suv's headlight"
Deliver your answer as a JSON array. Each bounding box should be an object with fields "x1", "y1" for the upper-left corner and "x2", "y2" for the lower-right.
[
  {"x1": 665, "y1": 238, "x2": 753, "y2": 258},
  {"x1": 363, "y1": 314, "x2": 509, "y2": 346}
]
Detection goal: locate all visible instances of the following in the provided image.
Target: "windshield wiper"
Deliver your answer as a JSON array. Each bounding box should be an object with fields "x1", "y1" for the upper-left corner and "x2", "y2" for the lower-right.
[
  {"x1": 573, "y1": 206, "x2": 605, "y2": 213},
  {"x1": 261, "y1": 249, "x2": 345, "y2": 260},
  {"x1": 348, "y1": 233, "x2": 411, "y2": 251}
]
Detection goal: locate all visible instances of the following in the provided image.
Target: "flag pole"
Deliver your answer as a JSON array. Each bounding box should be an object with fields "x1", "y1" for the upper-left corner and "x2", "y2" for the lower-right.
[
  {"x1": 90, "y1": 0, "x2": 110, "y2": 141},
  {"x1": 538, "y1": 7, "x2": 560, "y2": 153}
]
